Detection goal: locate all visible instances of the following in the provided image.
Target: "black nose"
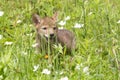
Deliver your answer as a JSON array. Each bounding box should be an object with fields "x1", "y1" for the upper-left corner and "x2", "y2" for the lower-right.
[{"x1": 50, "y1": 34, "x2": 54, "y2": 37}]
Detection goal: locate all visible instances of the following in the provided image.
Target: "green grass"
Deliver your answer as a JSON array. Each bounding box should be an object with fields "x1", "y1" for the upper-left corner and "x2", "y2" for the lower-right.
[{"x1": 0, "y1": 0, "x2": 120, "y2": 80}]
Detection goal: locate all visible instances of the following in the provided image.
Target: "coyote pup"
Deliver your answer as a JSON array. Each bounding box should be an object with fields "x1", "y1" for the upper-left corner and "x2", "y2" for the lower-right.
[{"x1": 32, "y1": 13, "x2": 76, "y2": 54}]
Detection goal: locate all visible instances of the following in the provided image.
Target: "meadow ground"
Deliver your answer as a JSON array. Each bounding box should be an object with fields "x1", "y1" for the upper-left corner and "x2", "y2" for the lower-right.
[{"x1": 0, "y1": 0, "x2": 120, "y2": 80}]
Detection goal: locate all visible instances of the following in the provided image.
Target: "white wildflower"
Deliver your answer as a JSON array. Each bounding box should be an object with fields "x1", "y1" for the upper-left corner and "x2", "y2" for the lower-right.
[
  {"x1": 33, "y1": 64, "x2": 39, "y2": 72},
  {"x1": 88, "y1": 12, "x2": 93, "y2": 16},
  {"x1": 75, "y1": 63, "x2": 83, "y2": 70},
  {"x1": 26, "y1": 33, "x2": 32, "y2": 36},
  {"x1": 42, "y1": 69, "x2": 51, "y2": 75},
  {"x1": 58, "y1": 27, "x2": 64, "y2": 29},
  {"x1": 4, "y1": 41, "x2": 13, "y2": 45},
  {"x1": 0, "y1": 35, "x2": 3, "y2": 40},
  {"x1": 83, "y1": 66, "x2": 89, "y2": 75},
  {"x1": 0, "y1": 11, "x2": 4, "y2": 16},
  {"x1": 58, "y1": 21, "x2": 66, "y2": 26},
  {"x1": 74, "y1": 23, "x2": 84, "y2": 28},
  {"x1": 60, "y1": 76, "x2": 68, "y2": 80},
  {"x1": 75, "y1": 64, "x2": 80, "y2": 70},
  {"x1": 65, "y1": 16, "x2": 70, "y2": 21},
  {"x1": 32, "y1": 43, "x2": 39, "y2": 48},
  {"x1": 17, "y1": 20, "x2": 22, "y2": 24},
  {"x1": 117, "y1": 20, "x2": 120, "y2": 24},
  {"x1": 83, "y1": 66, "x2": 89, "y2": 73}
]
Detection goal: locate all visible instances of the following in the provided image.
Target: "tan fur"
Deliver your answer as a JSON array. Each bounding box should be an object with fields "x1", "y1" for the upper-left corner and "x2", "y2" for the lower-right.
[{"x1": 32, "y1": 13, "x2": 76, "y2": 53}]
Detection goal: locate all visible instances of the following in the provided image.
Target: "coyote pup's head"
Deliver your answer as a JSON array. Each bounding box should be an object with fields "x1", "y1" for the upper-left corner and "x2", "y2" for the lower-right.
[{"x1": 32, "y1": 12, "x2": 58, "y2": 40}]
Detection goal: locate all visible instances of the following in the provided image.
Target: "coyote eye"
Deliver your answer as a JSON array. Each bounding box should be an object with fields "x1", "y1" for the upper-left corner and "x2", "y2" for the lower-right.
[
  {"x1": 53, "y1": 27, "x2": 56, "y2": 30},
  {"x1": 42, "y1": 27, "x2": 47, "y2": 30}
]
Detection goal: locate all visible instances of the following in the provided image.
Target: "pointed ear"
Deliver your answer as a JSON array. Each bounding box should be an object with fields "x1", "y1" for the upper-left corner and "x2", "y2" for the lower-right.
[
  {"x1": 32, "y1": 14, "x2": 41, "y2": 26},
  {"x1": 52, "y1": 12, "x2": 58, "y2": 22}
]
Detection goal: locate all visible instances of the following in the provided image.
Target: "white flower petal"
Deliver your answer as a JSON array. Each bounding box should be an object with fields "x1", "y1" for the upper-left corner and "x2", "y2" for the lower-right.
[
  {"x1": 0, "y1": 35, "x2": 3, "y2": 40},
  {"x1": 59, "y1": 71, "x2": 64, "y2": 75},
  {"x1": 117, "y1": 20, "x2": 120, "y2": 24},
  {"x1": 26, "y1": 33, "x2": 32, "y2": 36},
  {"x1": 33, "y1": 64, "x2": 39, "y2": 72},
  {"x1": 17, "y1": 20, "x2": 22, "y2": 24},
  {"x1": 4, "y1": 41, "x2": 13, "y2": 45},
  {"x1": 75, "y1": 64, "x2": 80, "y2": 70},
  {"x1": 32, "y1": 43, "x2": 39, "y2": 48},
  {"x1": 60, "y1": 76, "x2": 68, "y2": 80},
  {"x1": 58, "y1": 21, "x2": 66, "y2": 26},
  {"x1": 65, "y1": 16, "x2": 70, "y2": 21},
  {"x1": 88, "y1": 12, "x2": 93, "y2": 15},
  {"x1": 83, "y1": 66, "x2": 89, "y2": 73},
  {"x1": 0, "y1": 11, "x2": 4, "y2": 16},
  {"x1": 74, "y1": 23, "x2": 84, "y2": 28},
  {"x1": 42, "y1": 69, "x2": 51, "y2": 75}
]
